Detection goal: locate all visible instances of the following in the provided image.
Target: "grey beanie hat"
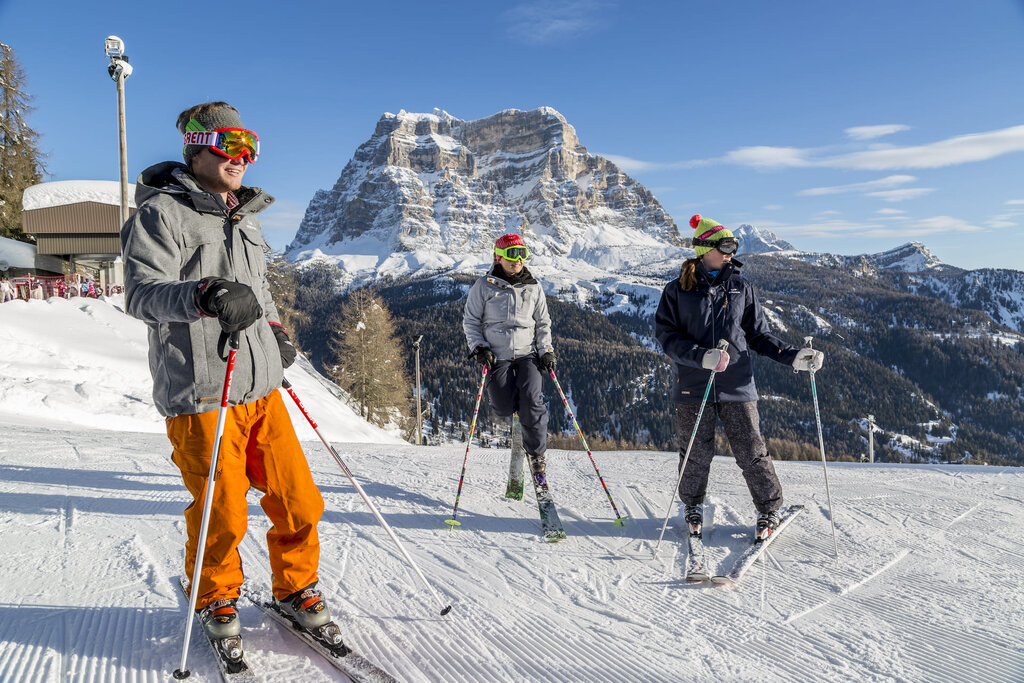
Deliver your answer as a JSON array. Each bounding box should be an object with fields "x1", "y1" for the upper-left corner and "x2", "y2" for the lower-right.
[{"x1": 181, "y1": 105, "x2": 245, "y2": 165}]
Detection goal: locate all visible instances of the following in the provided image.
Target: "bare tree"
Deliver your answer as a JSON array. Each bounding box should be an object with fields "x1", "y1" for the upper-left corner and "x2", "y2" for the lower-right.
[
  {"x1": 0, "y1": 43, "x2": 45, "y2": 241},
  {"x1": 329, "y1": 288, "x2": 411, "y2": 429}
]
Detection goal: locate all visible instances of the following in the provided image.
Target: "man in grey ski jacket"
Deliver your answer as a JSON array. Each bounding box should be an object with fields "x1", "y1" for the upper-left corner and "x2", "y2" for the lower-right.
[
  {"x1": 120, "y1": 102, "x2": 342, "y2": 651},
  {"x1": 463, "y1": 233, "x2": 555, "y2": 463}
]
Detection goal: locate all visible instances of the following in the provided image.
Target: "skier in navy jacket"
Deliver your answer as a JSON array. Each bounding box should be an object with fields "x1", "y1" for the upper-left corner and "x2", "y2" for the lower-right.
[{"x1": 655, "y1": 215, "x2": 824, "y2": 541}]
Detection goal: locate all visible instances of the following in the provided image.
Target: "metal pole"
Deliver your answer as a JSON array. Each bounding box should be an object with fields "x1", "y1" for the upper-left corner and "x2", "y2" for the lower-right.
[
  {"x1": 280, "y1": 378, "x2": 452, "y2": 616},
  {"x1": 116, "y1": 72, "x2": 129, "y2": 227},
  {"x1": 445, "y1": 366, "x2": 488, "y2": 528},
  {"x1": 548, "y1": 370, "x2": 627, "y2": 526},
  {"x1": 867, "y1": 414, "x2": 875, "y2": 464},
  {"x1": 414, "y1": 336, "x2": 423, "y2": 446},
  {"x1": 174, "y1": 332, "x2": 240, "y2": 680},
  {"x1": 804, "y1": 336, "x2": 840, "y2": 565},
  {"x1": 653, "y1": 339, "x2": 729, "y2": 556}
]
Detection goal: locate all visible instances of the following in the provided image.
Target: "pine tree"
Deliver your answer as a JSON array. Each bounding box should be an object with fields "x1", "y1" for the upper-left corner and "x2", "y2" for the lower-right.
[
  {"x1": 266, "y1": 253, "x2": 309, "y2": 349},
  {"x1": 329, "y1": 288, "x2": 411, "y2": 429},
  {"x1": 0, "y1": 43, "x2": 45, "y2": 241}
]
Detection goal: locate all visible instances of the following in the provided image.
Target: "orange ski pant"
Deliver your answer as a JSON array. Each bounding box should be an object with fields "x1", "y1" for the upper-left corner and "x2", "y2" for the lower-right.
[{"x1": 167, "y1": 389, "x2": 324, "y2": 608}]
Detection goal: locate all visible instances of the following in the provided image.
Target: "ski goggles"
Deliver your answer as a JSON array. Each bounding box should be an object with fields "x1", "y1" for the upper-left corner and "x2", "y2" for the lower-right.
[
  {"x1": 494, "y1": 245, "x2": 530, "y2": 261},
  {"x1": 183, "y1": 126, "x2": 260, "y2": 163},
  {"x1": 693, "y1": 236, "x2": 739, "y2": 255}
]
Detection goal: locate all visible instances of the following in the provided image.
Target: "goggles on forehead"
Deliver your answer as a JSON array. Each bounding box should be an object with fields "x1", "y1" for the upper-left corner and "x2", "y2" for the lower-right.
[
  {"x1": 183, "y1": 124, "x2": 260, "y2": 163},
  {"x1": 495, "y1": 245, "x2": 530, "y2": 261}
]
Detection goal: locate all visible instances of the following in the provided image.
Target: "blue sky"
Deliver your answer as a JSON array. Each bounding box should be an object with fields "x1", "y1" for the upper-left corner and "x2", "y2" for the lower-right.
[{"x1": 3, "y1": 0, "x2": 1023, "y2": 270}]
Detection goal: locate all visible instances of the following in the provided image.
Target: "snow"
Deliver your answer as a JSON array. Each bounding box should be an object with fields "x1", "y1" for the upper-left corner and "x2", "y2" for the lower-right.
[
  {"x1": 21, "y1": 180, "x2": 137, "y2": 211},
  {"x1": 2, "y1": 296, "x2": 1024, "y2": 682},
  {"x1": 0, "y1": 295, "x2": 401, "y2": 445},
  {"x1": 0, "y1": 235, "x2": 39, "y2": 270}
]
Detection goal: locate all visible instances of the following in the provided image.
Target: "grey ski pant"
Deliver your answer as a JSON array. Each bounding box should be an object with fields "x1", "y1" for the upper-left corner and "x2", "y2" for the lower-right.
[
  {"x1": 487, "y1": 355, "x2": 548, "y2": 457},
  {"x1": 674, "y1": 401, "x2": 783, "y2": 514}
]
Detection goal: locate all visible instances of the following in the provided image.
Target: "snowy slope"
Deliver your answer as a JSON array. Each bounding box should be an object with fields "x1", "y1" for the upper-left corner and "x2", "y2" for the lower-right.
[
  {"x1": 0, "y1": 295, "x2": 402, "y2": 444},
  {"x1": 1, "y1": 296, "x2": 1023, "y2": 682}
]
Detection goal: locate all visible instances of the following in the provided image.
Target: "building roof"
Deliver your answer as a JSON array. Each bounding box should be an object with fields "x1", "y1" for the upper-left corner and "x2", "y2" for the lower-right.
[{"x1": 22, "y1": 180, "x2": 137, "y2": 211}]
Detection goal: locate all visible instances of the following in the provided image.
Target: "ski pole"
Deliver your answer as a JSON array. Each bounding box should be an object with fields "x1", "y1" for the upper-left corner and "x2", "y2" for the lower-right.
[
  {"x1": 653, "y1": 339, "x2": 729, "y2": 557},
  {"x1": 280, "y1": 378, "x2": 453, "y2": 616},
  {"x1": 174, "y1": 331, "x2": 240, "y2": 680},
  {"x1": 445, "y1": 366, "x2": 488, "y2": 529},
  {"x1": 803, "y1": 336, "x2": 840, "y2": 565},
  {"x1": 549, "y1": 370, "x2": 627, "y2": 526}
]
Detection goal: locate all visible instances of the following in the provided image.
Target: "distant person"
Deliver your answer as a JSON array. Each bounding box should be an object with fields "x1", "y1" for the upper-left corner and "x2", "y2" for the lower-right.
[
  {"x1": 56, "y1": 278, "x2": 67, "y2": 299},
  {"x1": 80, "y1": 279, "x2": 89, "y2": 297},
  {"x1": 30, "y1": 279, "x2": 44, "y2": 300},
  {"x1": 654, "y1": 215, "x2": 824, "y2": 543},
  {"x1": 463, "y1": 233, "x2": 557, "y2": 499},
  {"x1": 119, "y1": 101, "x2": 338, "y2": 660},
  {"x1": 0, "y1": 278, "x2": 12, "y2": 302}
]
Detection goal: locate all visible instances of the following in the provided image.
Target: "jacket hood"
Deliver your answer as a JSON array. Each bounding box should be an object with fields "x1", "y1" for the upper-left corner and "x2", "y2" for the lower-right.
[{"x1": 134, "y1": 160, "x2": 274, "y2": 216}]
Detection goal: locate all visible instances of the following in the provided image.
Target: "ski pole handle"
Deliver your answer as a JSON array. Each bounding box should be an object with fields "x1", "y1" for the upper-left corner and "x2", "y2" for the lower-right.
[{"x1": 716, "y1": 339, "x2": 729, "y2": 352}]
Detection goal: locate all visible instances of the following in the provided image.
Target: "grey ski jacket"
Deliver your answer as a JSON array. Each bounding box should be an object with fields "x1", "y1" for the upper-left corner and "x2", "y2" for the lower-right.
[
  {"x1": 120, "y1": 161, "x2": 283, "y2": 417},
  {"x1": 463, "y1": 266, "x2": 553, "y2": 360}
]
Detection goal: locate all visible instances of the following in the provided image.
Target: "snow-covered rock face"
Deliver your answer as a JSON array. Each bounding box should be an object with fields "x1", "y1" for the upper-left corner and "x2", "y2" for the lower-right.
[
  {"x1": 732, "y1": 224, "x2": 794, "y2": 255},
  {"x1": 287, "y1": 107, "x2": 683, "y2": 299},
  {"x1": 800, "y1": 241, "x2": 953, "y2": 274}
]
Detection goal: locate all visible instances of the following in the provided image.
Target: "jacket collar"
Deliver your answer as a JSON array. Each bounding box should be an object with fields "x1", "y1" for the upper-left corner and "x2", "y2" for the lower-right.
[
  {"x1": 135, "y1": 161, "x2": 275, "y2": 217},
  {"x1": 696, "y1": 258, "x2": 743, "y2": 288},
  {"x1": 488, "y1": 263, "x2": 538, "y2": 286}
]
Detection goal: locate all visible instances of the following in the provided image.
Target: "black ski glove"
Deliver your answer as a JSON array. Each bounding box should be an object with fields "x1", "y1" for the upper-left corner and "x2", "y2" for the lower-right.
[
  {"x1": 468, "y1": 344, "x2": 496, "y2": 368},
  {"x1": 195, "y1": 277, "x2": 263, "y2": 333},
  {"x1": 271, "y1": 324, "x2": 297, "y2": 369},
  {"x1": 539, "y1": 351, "x2": 556, "y2": 373}
]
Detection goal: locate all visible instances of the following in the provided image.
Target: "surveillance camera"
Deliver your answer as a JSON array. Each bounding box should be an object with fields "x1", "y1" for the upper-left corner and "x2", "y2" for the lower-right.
[
  {"x1": 105, "y1": 35, "x2": 125, "y2": 58},
  {"x1": 107, "y1": 59, "x2": 133, "y2": 81}
]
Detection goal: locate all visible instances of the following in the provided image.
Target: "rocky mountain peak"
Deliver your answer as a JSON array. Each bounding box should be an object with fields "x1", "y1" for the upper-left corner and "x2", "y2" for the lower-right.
[{"x1": 287, "y1": 107, "x2": 682, "y2": 290}]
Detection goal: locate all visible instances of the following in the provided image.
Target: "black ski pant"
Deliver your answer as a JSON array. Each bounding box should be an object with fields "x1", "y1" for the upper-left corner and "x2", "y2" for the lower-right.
[
  {"x1": 487, "y1": 355, "x2": 548, "y2": 457},
  {"x1": 674, "y1": 401, "x2": 783, "y2": 514}
]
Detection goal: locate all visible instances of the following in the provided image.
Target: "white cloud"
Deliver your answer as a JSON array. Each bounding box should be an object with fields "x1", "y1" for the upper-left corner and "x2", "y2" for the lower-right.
[
  {"x1": 720, "y1": 146, "x2": 812, "y2": 169},
  {"x1": 845, "y1": 124, "x2": 910, "y2": 141},
  {"x1": 831, "y1": 125, "x2": 1024, "y2": 170},
  {"x1": 798, "y1": 174, "x2": 917, "y2": 196},
  {"x1": 864, "y1": 188, "x2": 935, "y2": 202},
  {"x1": 503, "y1": 0, "x2": 613, "y2": 44},
  {"x1": 762, "y1": 204, "x2": 783, "y2": 211},
  {"x1": 877, "y1": 208, "x2": 907, "y2": 215},
  {"x1": 779, "y1": 216, "x2": 983, "y2": 239},
  {"x1": 712, "y1": 124, "x2": 1024, "y2": 171},
  {"x1": 1006, "y1": 199, "x2": 1024, "y2": 206}
]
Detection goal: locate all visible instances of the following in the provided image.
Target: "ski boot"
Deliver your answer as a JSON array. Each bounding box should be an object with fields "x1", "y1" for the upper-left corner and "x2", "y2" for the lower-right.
[
  {"x1": 755, "y1": 509, "x2": 782, "y2": 542},
  {"x1": 684, "y1": 504, "x2": 703, "y2": 538},
  {"x1": 275, "y1": 584, "x2": 349, "y2": 656},
  {"x1": 198, "y1": 598, "x2": 245, "y2": 669}
]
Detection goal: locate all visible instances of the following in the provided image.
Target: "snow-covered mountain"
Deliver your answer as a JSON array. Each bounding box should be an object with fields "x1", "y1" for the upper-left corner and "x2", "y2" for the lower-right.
[
  {"x1": 732, "y1": 223, "x2": 794, "y2": 255},
  {"x1": 797, "y1": 241, "x2": 955, "y2": 274},
  {"x1": 287, "y1": 107, "x2": 687, "y2": 311}
]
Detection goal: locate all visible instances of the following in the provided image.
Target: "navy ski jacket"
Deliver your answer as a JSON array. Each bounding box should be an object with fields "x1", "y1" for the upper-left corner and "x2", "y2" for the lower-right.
[{"x1": 654, "y1": 259, "x2": 799, "y2": 403}]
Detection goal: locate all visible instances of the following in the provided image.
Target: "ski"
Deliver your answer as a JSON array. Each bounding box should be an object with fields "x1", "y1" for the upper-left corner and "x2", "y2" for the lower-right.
[
  {"x1": 241, "y1": 583, "x2": 397, "y2": 683},
  {"x1": 684, "y1": 506, "x2": 713, "y2": 583},
  {"x1": 711, "y1": 504, "x2": 805, "y2": 586},
  {"x1": 505, "y1": 414, "x2": 526, "y2": 500},
  {"x1": 176, "y1": 576, "x2": 258, "y2": 682},
  {"x1": 528, "y1": 453, "x2": 567, "y2": 542}
]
